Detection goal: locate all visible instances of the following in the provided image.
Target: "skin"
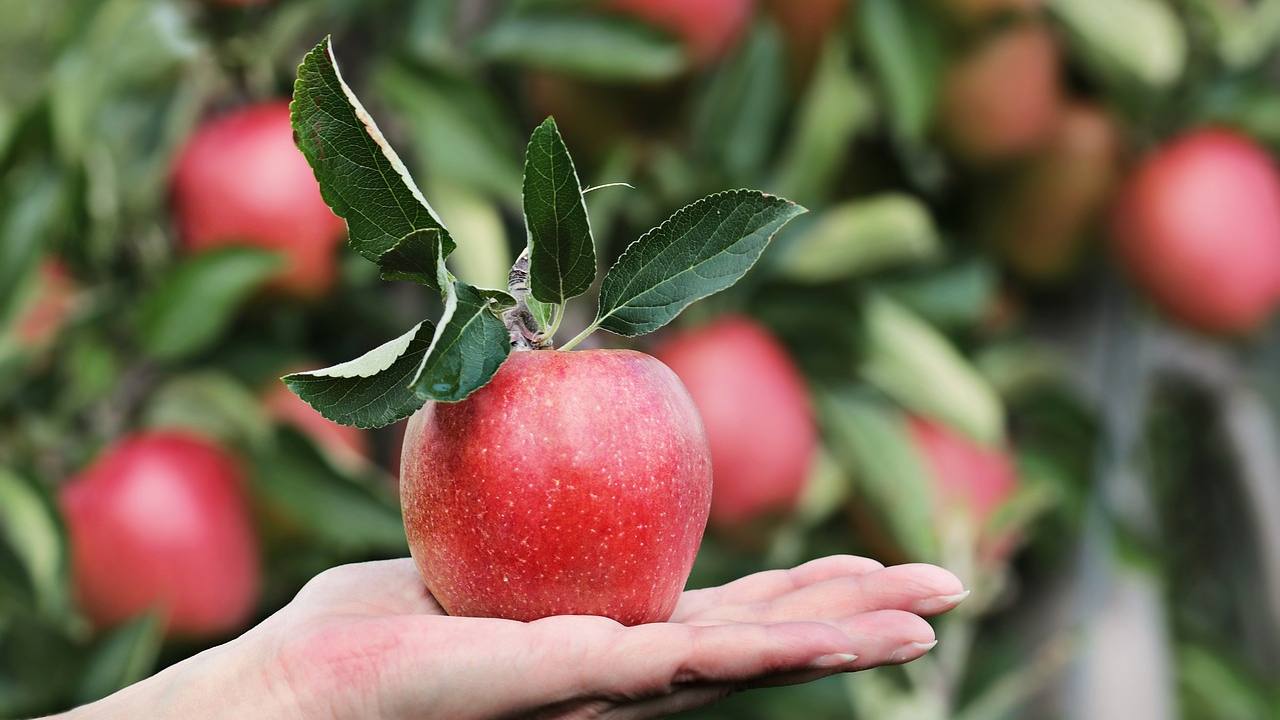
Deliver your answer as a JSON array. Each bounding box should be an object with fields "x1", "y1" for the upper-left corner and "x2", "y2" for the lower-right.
[
  {"x1": 1112, "y1": 128, "x2": 1280, "y2": 334},
  {"x1": 171, "y1": 102, "x2": 346, "y2": 297},
  {"x1": 59, "y1": 432, "x2": 260, "y2": 637},
  {"x1": 402, "y1": 350, "x2": 711, "y2": 625},
  {"x1": 54, "y1": 555, "x2": 967, "y2": 720},
  {"x1": 939, "y1": 22, "x2": 1062, "y2": 164},
  {"x1": 653, "y1": 317, "x2": 817, "y2": 528}
]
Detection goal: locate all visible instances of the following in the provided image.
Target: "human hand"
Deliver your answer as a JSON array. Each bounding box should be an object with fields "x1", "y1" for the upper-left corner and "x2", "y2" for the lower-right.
[{"x1": 60, "y1": 556, "x2": 967, "y2": 720}]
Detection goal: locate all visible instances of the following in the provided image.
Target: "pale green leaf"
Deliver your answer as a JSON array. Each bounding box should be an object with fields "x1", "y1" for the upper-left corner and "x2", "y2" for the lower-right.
[
  {"x1": 477, "y1": 12, "x2": 685, "y2": 81},
  {"x1": 774, "y1": 194, "x2": 939, "y2": 284}
]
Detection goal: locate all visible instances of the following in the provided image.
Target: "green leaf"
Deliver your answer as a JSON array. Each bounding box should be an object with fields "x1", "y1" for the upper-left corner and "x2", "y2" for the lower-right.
[
  {"x1": 476, "y1": 12, "x2": 686, "y2": 82},
  {"x1": 284, "y1": 321, "x2": 436, "y2": 429},
  {"x1": 692, "y1": 23, "x2": 787, "y2": 183},
  {"x1": 594, "y1": 190, "x2": 807, "y2": 336},
  {"x1": 857, "y1": 0, "x2": 943, "y2": 142},
  {"x1": 137, "y1": 247, "x2": 281, "y2": 361},
  {"x1": 252, "y1": 428, "x2": 406, "y2": 553},
  {"x1": 143, "y1": 372, "x2": 272, "y2": 447},
  {"x1": 860, "y1": 294, "x2": 1005, "y2": 445},
  {"x1": 880, "y1": 258, "x2": 997, "y2": 331},
  {"x1": 0, "y1": 166, "x2": 64, "y2": 328},
  {"x1": 412, "y1": 281, "x2": 513, "y2": 402},
  {"x1": 0, "y1": 470, "x2": 67, "y2": 620},
  {"x1": 377, "y1": 228, "x2": 445, "y2": 288},
  {"x1": 774, "y1": 194, "x2": 940, "y2": 284},
  {"x1": 523, "y1": 117, "x2": 595, "y2": 305},
  {"x1": 774, "y1": 38, "x2": 875, "y2": 206},
  {"x1": 75, "y1": 613, "x2": 163, "y2": 705},
  {"x1": 820, "y1": 391, "x2": 938, "y2": 563},
  {"x1": 1049, "y1": 0, "x2": 1186, "y2": 90},
  {"x1": 291, "y1": 37, "x2": 454, "y2": 263}
]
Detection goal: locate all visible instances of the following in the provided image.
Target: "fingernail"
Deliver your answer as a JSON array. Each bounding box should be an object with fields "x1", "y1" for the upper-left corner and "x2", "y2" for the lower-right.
[
  {"x1": 888, "y1": 640, "x2": 937, "y2": 664},
  {"x1": 809, "y1": 653, "x2": 859, "y2": 669},
  {"x1": 914, "y1": 590, "x2": 971, "y2": 614}
]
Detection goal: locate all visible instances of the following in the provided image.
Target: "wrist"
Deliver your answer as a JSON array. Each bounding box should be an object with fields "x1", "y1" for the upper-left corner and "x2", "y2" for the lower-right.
[{"x1": 57, "y1": 629, "x2": 300, "y2": 720}]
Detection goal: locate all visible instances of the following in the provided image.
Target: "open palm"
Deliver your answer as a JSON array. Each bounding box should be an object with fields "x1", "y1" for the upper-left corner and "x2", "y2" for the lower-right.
[{"x1": 244, "y1": 556, "x2": 968, "y2": 720}]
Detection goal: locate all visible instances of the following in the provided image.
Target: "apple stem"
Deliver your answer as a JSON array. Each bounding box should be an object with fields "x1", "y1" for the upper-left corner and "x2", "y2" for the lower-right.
[
  {"x1": 558, "y1": 322, "x2": 599, "y2": 352},
  {"x1": 503, "y1": 249, "x2": 550, "y2": 351}
]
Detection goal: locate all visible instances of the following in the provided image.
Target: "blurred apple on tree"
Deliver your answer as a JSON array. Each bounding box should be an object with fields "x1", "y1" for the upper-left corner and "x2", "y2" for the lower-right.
[
  {"x1": 654, "y1": 316, "x2": 817, "y2": 529},
  {"x1": 1113, "y1": 128, "x2": 1280, "y2": 334},
  {"x1": 989, "y1": 103, "x2": 1122, "y2": 281},
  {"x1": 908, "y1": 416, "x2": 1020, "y2": 562},
  {"x1": 762, "y1": 0, "x2": 849, "y2": 83},
  {"x1": 171, "y1": 102, "x2": 345, "y2": 298},
  {"x1": 939, "y1": 21, "x2": 1062, "y2": 164},
  {"x1": 59, "y1": 432, "x2": 260, "y2": 637},
  {"x1": 606, "y1": 0, "x2": 755, "y2": 65},
  {"x1": 263, "y1": 377, "x2": 369, "y2": 470},
  {"x1": 9, "y1": 259, "x2": 76, "y2": 349}
]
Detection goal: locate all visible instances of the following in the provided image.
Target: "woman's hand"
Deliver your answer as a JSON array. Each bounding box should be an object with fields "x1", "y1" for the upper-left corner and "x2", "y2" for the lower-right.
[{"x1": 60, "y1": 556, "x2": 967, "y2": 720}]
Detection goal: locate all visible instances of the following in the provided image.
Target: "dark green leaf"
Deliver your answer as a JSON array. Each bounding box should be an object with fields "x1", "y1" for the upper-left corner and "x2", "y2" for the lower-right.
[
  {"x1": 284, "y1": 321, "x2": 436, "y2": 429},
  {"x1": 594, "y1": 190, "x2": 806, "y2": 336},
  {"x1": 692, "y1": 24, "x2": 786, "y2": 182},
  {"x1": 523, "y1": 117, "x2": 595, "y2": 304},
  {"x1": 412, "y1": 281, "x2": 513, "y2": 402},
  {"x1": 377, "y1": 228, "x2": 445, "y2": 289},
  {"x1": 291, "y1": 37, "x2": 454, "y2": 263},
  {"x1": 252, "y1": 428, "x2": 406, "y2": 553},
  {"x1": 476, "y1": 12, "x2": 685, "y2": 81},
  {"x1": 879, "y1": 258, "x2": 997, "y2": 330},
  {"x1": 0, "y1": 166, "x2": 63, "y2": 327},
  {"x1": 857, "y1": 0, "x2": 943, "y2": 142},
  {"x1": 75, "y1": 613, "x2": 162, "y2": 705},
  {"x1": 136, "y1": 247, "x2": 281, "y2": 361}
]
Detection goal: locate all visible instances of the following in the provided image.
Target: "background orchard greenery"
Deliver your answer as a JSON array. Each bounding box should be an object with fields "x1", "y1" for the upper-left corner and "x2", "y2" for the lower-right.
[{"x1": 2, "y1": 0, "x2": 1280, "y2": 718}]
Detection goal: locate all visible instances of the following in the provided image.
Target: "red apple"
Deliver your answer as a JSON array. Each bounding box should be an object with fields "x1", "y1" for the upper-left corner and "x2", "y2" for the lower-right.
[
  {"x1": 989, "y1": 103, "x2": 1122, "y2": 281},
  {"x1": 171, "y1": 102, "x2": 346, "y2": 297},
  {"x1": 1113, "y1": 128, "x2": 1280, "y2": 334},
  {"x1": 653, "y1": 316, "x2": 817, "y2": 528},
  {"x1": 11, "y1": 259, "x2": 76, "y2": 348},
  {"x1": 400, "y1": 349, "x2": 711, "y2": 625},
  {"x1": 264, "y1": 372, "x2": 369, "y2": 470},
  {"x1": 59, "y1": 431, "x2": 260, "y2": 637},
  {"x1": 606, "y1": 0, "x2": 755, "y2": 65},
  {"x1": 907, "y1": 416, "x2": 1019, "y2": 560},
  {"x1": 939, "y1": 22, "x2": 1062, "y2": 164}
]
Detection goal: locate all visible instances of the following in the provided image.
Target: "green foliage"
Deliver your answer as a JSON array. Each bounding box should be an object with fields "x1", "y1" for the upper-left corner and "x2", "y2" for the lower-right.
[
  {"x1": 592, "y1": 190, "x2": 806, "y2": 337},
  {"x1": 523, "y1": 117, "x2": 596, "y2": 305},
  {"x1": 476, "y1": 10, "x2": 685, "y2": 82}
]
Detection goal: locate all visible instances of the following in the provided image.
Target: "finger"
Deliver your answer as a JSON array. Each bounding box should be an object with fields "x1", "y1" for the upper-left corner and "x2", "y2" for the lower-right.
[
  {"x1": 826, "y1": 609, "x2": 939, "y2": 670},
  {"x1": 673, "y1": 555, "x2": 885, "y2": 621},
  {"x1": 698, "y1": 563, "x2": 967, "y2": 624},
  {"x1": 293, "y1": 559, "x2": 444, "y2": 616}
]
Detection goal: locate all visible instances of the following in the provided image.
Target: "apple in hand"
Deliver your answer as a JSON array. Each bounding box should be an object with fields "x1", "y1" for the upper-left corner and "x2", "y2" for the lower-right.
[
  {"x1": 908, "y1": 417, "x2": 1019, "y2": 561},
  {"x1": 654, "y1": 316, "x2": 817, "y2": 529},
  {"x1": 606, "y1": 0, "x2": 755, "y2": 65},
  {"x1": 938, "y1": 22, "x2": 1061, "y2": 164},
  {"x1": 171, "y1": 102, "x2": 346, "y2": 297},
  {"x1": 400, "y1": 350, "x2": 712, "y2": 626},
  {"x1": 1112, "y1": 128, "x2": 1280, "y2": 334},
  {"x1": 59, "y1": 431, "x2": 261, "y2": 637}
]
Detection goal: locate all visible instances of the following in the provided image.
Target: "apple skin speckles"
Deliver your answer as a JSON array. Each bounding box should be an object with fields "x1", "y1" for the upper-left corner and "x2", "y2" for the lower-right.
[{"x1": 400, "y1": 349, "x2": 712, "y2": 626}]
